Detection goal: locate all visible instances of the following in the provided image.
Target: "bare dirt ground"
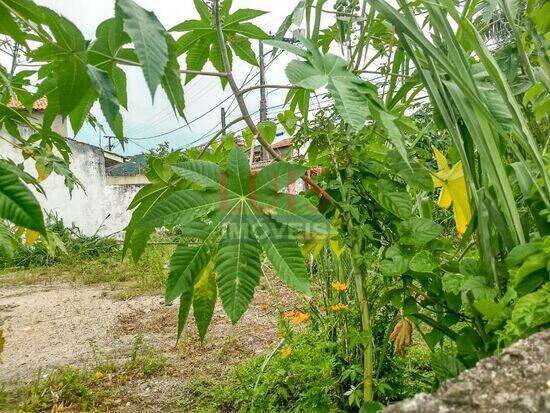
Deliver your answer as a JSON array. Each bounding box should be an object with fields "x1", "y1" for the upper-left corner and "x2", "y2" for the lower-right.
[{"x1": 0, "y1": 280, "x2": 297, "y2": 411}]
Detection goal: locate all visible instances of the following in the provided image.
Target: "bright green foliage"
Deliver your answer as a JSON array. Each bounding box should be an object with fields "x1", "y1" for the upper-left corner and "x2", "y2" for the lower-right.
[
  {"x1": 171, "y1": 0, "x2": 268, "y2": 85},
  {"x1": 268, "y1": 33, "x2": 410, "y2": 164},
  {"x1": 131, "y1": 147, "x2": 331, "y2": 330},
  {"x1": 0, "y1": 162, "x2": 46, "y2": 236},
  {"x1": 257, "y1": 120, "x2": 277, "y2": 144},
  {"x1": 117, "y1": 0, "x2": 168, "y2": 98}
]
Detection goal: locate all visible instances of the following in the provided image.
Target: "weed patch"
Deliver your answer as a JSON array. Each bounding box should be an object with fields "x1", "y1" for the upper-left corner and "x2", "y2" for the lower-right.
[{"x1": 2, "y1": 336, "x2": 168, "y2": 412}]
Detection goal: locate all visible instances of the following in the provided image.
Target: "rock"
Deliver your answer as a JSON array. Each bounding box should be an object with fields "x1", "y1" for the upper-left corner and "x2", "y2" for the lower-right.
[{"x1": 383, "y1": 329, "x2": 550, "y2": 413}]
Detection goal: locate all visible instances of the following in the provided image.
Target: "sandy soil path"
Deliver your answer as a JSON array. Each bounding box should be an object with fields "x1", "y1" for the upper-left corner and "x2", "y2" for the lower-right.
[{"x1": 0, "y1": 281, "x2": 293, "y2": 410}]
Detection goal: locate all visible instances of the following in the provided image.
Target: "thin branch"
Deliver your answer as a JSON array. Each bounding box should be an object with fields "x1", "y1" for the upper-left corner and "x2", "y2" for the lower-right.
[
  {"x1": 212, "y1": 0, "x2": 337, "y2": 206},
  {"x1": 238, "y1": 84, "x2": 296, "y2": 96},
  {"x1": 198, "y1": 115, "x2": 248, "y2": 157},
  {"x1": 180, "y1": 69, "x2": 228, "y2": 77}
]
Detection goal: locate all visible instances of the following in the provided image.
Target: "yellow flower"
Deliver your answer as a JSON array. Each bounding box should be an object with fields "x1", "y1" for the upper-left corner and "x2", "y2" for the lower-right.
[
  {"x1": 25, "y1": 230, "x2": 40, "y2": 245},
  {"x1": 431, "y1": 147, "x2": 472, "y2": 235},
  {"x1": 283, "y1": 310, "x2": 296, "y2": 319},
  {"x1": 332, "y1": 281, "x2": 348, "y2": 291},
  {"x1": 331, "y1": 303, "x2": 349, "y2": 311},
  {"x1": 281, "y1": 346, "x2": 292, "y2": 359},
  {"x1": 291, "y1": 311, "x2": 310, "y2": 325},
  {"x1": 93, "y1": 370, "x2": 104, "y2": 380}
]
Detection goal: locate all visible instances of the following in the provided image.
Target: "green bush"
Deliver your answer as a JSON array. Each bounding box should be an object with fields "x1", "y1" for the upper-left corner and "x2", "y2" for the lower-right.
[{"x1": 183, "y1": 332, "x2": 340, "y2": 412}]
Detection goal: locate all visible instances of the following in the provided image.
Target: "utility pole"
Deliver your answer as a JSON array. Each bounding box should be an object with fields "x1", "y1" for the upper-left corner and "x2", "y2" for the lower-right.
[
  {"x1": 105, "y1": 135, "x2": 114, "y2": 152},
  {"x1": 221, "y1": 107, "x2": 226, "y2": 134},
  {"x1": 259, "y1": 40, "x2": 267, "y2": 123}
]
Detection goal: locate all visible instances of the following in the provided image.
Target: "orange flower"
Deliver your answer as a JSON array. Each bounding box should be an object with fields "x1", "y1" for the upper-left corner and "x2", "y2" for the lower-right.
[
  {"x1": 332, "y1": 281, "x2": 348, "y2": 291},
  {"x1": 281, "y1": 346, "x2": 292, "y2": 359},
  {"x1": 291, "y1": 311, "x2": 310, "y2": 325},
  {"x1": 331, "y1": 303, "x2": 349, "y2": 311},
  {"x1": 283, "y1": 310, "x2": 296, "y2": 319}
]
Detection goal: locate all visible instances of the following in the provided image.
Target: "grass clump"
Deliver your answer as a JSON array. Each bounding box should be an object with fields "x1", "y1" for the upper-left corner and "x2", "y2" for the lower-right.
[
  {"x1": 2, "y1": 336, "x2": 168, "y2": 412},
  {"x1": 0, "y1": 216, "x2": 174, "y2": 298}
]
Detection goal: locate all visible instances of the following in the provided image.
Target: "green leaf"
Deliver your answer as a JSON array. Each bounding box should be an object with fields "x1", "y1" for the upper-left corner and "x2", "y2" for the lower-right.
[
  {"x1": 230, "y1": 22, "x2": 269, "y2": 39},
  {"x1": 511, "y1": 253, "x2": 547, "y2": 288},
  {"x1": 506, "y1": 282, "x2": 550, "y2": 338},
  {"x1": 0, "y1": 0, "x2": 43, "y2": 23},
  {"x1": 161, "y1": 35, "x2": 185, "y2": 117},
  {"x1": 277, "y1": 110, "x2": 298, "y2": 135},
  {"x1": 117, "y1": 0, "x2": 168, "y2": 98},
  {"x1": 285, "y1": 52, "x2": 371, "y2": 129},
  {"x1": 216, "y1": 218, "x2": 262, "y2": 324},
  {"x1": 431, "y1": 351, "x2": 464, "y2": 382},
  {"x1": 380, "y1": 245, "x2": 409, "y2": 276},
  {"x1": 177, "y1": 289, "x2": 194, "y2": 342},
  {"x1": 258, "y1": 193, "x2": 333, "y2": 235},
  {"x1": 171, "y1": 160, "x2": 225, "y2": 191},
  {"x1": 253, "y1": 162, "x2": 307, "y2": 194},
  {"x1": 128, "y1": 147, "x2": 331, "y2": 337},
  {"x1": 442, "y1": 273, "x2": 464, "y2": 295},
  {"x1": 265, "y1": 39, "x2": 308, "y2": 58},
  {"x1": 257, "y1": 121, "x2": 277, "y2": 144},
  {"x1": 375, "y1": 189, "x2": 412, "y2": 220},
  {"x1": 0, "y1": 4, "x2": 27, "y2": 44},
  {"x1": 373, "y1": 109, "x2": 409, "y2": 166},
  {"x1": 223, "y1": 147, "x2": 249, "y2": 195},
  {"x1": 138, "y1": 190, "x2": 227, "y2": 228},
  {"x1": 224, "y1": 9, "x2": 267, "y2": 26},
  {"x1": 87, "y1": 65, "x2": 122, "y2": 141},
  {"x1": 398, "y1": 218, "x2": 443, "y2": 246},
  {"x1": 0, "y1": 223, "x2": 15, "y2": 263},
  {"x1": 250, "y1": 212, "x2": 310, "y2": 295},
  {"x1": 229, "y1": 35, "x2": 258, "y2": 66},
  {"x1": 409, "y1": 251, "x2": 435, "y2": 273},
  {"x1": 185, "y1": 38, "x2": 212, "y2": 83},
  {"x1": 54, "y1": 56, "x2": 90, "y2": 116},
  {"x1": 210, "y1": 40, "x2": 233, "y2": 87},
  {"x1": 192, "y1": 260, "x2": 217, "y2": 342},
  {"x1": 192, "y1": 0, "x2": 212, "y2": 22},
  {"x1": 171, "y1": 19, "x2": 211, "y2": 32},
  {"x1": 166, "y1": 243, "x2": 210, "y2": 303},
  {"x1": 69, "y1": 88, "x2": 98, "y2": 136},
  {"x1": 0, "y1": 164, "x2": 46, "y2": 236}
]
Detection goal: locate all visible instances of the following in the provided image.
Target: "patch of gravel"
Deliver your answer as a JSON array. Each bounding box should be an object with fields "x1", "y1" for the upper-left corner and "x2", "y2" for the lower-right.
[
  {"x1": 0, "y1": 283, "x2": 160, "y2": 383},
  {"x1": 0, "y1": 280, "x2": 299, "y2": 410},
  {"x1": 383, "y1": 329, "x2": 550, "y2": 413}
]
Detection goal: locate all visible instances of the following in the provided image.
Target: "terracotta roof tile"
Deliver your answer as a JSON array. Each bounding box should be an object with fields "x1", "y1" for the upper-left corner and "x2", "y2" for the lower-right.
[
  {"x1": 7, "y1": 96, "x2": 48, "y2": 112},
  {"x1": 271, "y1": 138, "x2": 293, "y2": 149}
]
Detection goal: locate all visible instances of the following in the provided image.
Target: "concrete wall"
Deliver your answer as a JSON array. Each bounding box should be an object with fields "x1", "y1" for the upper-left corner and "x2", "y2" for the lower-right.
[{"x1": 1, "y1": 120, "x2": 142, "y2": 237}]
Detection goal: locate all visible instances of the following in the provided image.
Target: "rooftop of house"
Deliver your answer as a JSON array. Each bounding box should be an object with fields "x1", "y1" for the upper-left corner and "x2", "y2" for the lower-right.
[
  {"x1": 271, "y1": 138, "x2": 293, "y2": 149},
  {"x1": 106, "y1": 154, "x2": 147, "y2": 176},
  {"x1": 8, "y1": 96, "x2": 48, "y2": 112}
]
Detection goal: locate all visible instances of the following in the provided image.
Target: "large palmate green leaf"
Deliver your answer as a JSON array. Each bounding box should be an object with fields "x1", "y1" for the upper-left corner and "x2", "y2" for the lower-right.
[
  {"x1": 117, "y1": 0, "x2": 168, "y2": 98},
  {"x1": 268, "y1": 35, "x2": 409, "y2": 163},
  {"x1": 0, "y1": 163, "x2": 46, "y2": 236},
  {"x1": 133, "y1": 147, "x2": 331, "y2": 332},
  {"x1": 170, "y1": 0, "x2": 268, "y2": 85}
]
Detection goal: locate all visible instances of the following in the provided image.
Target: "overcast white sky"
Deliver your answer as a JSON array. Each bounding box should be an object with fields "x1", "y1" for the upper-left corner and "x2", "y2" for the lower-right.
[{"x1": 4, "y1": 0, "x2": 327, "y2": 155}]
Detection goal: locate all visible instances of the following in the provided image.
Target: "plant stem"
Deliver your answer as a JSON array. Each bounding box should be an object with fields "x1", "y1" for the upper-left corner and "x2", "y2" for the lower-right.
[
  {"x1": 212, "y1": 0, "x2": 338, "y2": 206},
  {"x1": 348, "y1": 225, "x2": 374, "y2": 402}
]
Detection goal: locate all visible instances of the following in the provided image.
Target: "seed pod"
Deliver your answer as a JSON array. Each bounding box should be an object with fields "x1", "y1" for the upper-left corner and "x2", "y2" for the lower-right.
[{"x1": 390, "y1": 318, "x2": 413, "y2": 355}]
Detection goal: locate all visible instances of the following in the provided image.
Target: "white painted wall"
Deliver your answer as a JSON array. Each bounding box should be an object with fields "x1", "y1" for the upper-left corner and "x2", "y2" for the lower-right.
[{"x1": 1, "y1": 119, "x2": 142, "y2": 237}]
